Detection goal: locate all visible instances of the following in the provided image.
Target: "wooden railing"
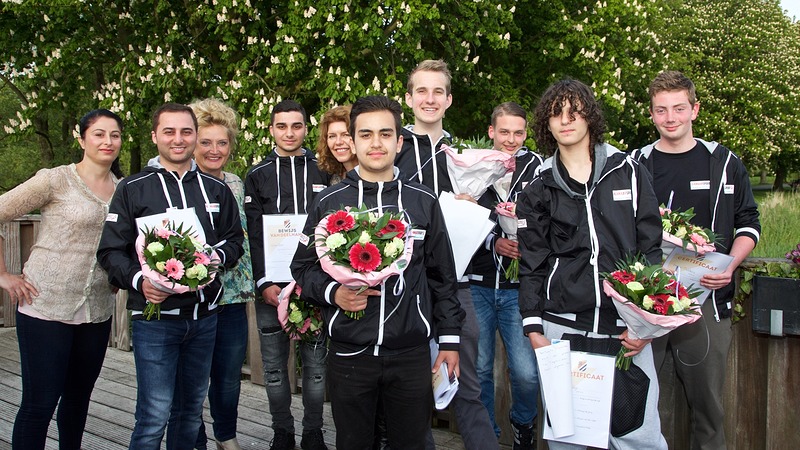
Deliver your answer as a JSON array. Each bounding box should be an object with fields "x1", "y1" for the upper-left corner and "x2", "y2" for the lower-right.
[{"x1": 3, "y1": 215, "x2": 798, "y2": 449}]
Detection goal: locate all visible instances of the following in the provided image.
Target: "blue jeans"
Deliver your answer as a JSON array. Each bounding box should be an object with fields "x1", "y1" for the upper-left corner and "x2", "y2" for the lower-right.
[
  {"x1": 255, "y1": 300, "x2": 327, "y2": 432},
  {"x1": 130, "y1": 315, "x2": 217, "y2": 450},
  {"x1": 13, "y1": 311, "x2": 111, "y2": 450},
  {"x1": 471, "y1": 285, "x2": 539, "y2": 435},
  {"x1": 191, "y1": 304, "x2": 248, "y2": 446}
]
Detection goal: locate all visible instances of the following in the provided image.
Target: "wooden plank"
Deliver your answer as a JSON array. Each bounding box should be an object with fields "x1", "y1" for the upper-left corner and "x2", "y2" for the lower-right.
[
  {"x1": 245, "y1": 301, "x2": 264, "y2": 385},
  {"x1": 1, "y1": 221, "x2": 21, "y2": 328},
  {"x1": 113, "y1": 290, "x2": 131, "y2": 351},
  {"x1": 766, "y1": 336, "x2": 800, "y2": 449}
]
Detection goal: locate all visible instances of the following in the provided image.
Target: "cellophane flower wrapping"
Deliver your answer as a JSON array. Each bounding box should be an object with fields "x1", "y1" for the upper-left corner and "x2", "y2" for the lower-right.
[
  {"x1": 136, "y1": 221, "x2": 220, "y2": 319},
  {"x1": 277, "y1": 281, "x2": 323, "y2": 341},
  {"x1": 602, "y1": 256, "x2": 703, "y2": 369},
  {"x1": 443, "y1": 145, "x2": 515, "y2": 199},
  {"x1": 495, "y1": 202, "x2": 519, "y2": 281},
  {"x1": 313, "y1": 205, "x2": 414, "y2": 319}
]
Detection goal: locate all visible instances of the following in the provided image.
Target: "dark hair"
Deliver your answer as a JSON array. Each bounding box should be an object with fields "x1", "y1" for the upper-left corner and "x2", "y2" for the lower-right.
[
  {"x1": 491, "y1": 101, "x2": 527, "y2": 127},
  {"x1": 271, "y1": 99, "x2": 307, "y2": 124},
  {"x1": 349, "y1": 96, "x2": 403, "y2": 137},
  {"x1": 649, "y1": 70, "x2": 697, "y2": 106},
  {"x1": 79, "y1": 109, "x2": 125, "y2": 178},
  {"x1": 533, "y1": 79, "x2": 605, "y2": 155},
  {"x1": 316, "y1": 105, "x2": 353, "y2": 176},
  {"x1": 79, "y1": 109, "x2": 123, "y2": 139},
  {"x1": 151, "y1": 103, "x2": 198, "y2": 132}
]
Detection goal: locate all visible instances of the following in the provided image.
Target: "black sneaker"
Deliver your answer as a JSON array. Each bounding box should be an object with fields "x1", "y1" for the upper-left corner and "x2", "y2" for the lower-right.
[
  {"x1": 269, "y1": 428, "x2": 296, "y2": 450},
  {"x1": 300, "y1": 429, "x2": 329, "y2": 450},
  {"x1": 511, "y1": 417, "x2": 536, "y2": 450}
]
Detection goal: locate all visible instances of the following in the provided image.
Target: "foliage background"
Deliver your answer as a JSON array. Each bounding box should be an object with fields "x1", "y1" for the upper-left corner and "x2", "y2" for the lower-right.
[{"x1": 1, "y1": 0, "x2": 798, "y2": 189}]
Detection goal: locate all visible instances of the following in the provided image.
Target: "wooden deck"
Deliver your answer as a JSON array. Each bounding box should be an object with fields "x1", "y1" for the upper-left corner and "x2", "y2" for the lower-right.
[{"x1": 0, "y1": 327, "x2": 471, "y2": 449}]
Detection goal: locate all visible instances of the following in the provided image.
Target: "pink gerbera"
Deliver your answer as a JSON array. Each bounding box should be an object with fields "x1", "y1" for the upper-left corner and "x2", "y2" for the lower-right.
[
  {"x1": 349, "y1": 243, "x2": 382, "y2": 272},
  {"x1": 164, "y1": 258, "x2": 185, "y2": 280},
  {"x1": 326, "y1": 210, "x2": 355, "y2": 233},
  {"x1": 194, "y1": 251, "x2": 211, "y2": 265},
  {"x1": 666, "y1": 280, "x2": 689, "y2": 299},
  {"x1": 689, "y1": 233, "x2": 708, "y2": 246},
  {"x1": 378, "y1": 219, "x2": 406, "y2": 238},
  {"x1": 155, "y1": 228, "x2": 173, "y2": 239}
]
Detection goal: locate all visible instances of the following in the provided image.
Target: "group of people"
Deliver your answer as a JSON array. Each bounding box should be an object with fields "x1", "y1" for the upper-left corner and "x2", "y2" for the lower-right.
[{"x1": 0, "y1": 57, "x2": 759, "y2": 450}]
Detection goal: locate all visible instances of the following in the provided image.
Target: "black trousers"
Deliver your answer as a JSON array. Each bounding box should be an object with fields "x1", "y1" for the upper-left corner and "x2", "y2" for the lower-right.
[{"x1": 327, "y1": 344, "x2": 432, "y2": 450}]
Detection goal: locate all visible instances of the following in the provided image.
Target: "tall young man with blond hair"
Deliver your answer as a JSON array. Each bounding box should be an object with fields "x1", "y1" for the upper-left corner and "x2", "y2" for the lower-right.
[{"x1": 396, "y1": 59, "x2": 498, "y2": 450}]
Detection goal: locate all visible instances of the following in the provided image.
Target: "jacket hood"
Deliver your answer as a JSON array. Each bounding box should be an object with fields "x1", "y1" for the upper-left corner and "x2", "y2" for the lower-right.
[
  {"x1": 145, "y1": 156, "x2": 198, "y2": 173},
  {"x1": 637, "y1": 138, "x2": 719, "y2": 159},
  {"x1": 265, "y1": 147, "x2": 316, "y2": 162},
  {"x1": 402, "y1": 125, "x2": 452, "y2": 141},
  {"x1": 342, "y1": 166, "x2": 401, "y2": 187},
  {"x1": 541, "y1": 143, "x2": 622, "y2": 199}
]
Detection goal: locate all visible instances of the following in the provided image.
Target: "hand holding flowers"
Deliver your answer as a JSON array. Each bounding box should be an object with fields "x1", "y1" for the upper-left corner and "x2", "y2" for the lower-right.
[
  {"x1": 137, "y1": 222, "x2": 221, "y2": 319},
  {"x1": 314, "y1": 205, "x2": 414, "y2": 319},
  {"x1": 277, "y1": 281, "x2": 323, "y2": 341},
  {"x1": 603, "y1": 255, "x2": 702, "y2": 369},
  {"x1": 494, "y1": 201, "x2": 520, "y2": 281}
]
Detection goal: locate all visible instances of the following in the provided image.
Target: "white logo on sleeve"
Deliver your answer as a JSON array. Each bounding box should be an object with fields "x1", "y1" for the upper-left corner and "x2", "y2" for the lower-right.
[
  {"x1": 690, "y1": 180, "x2": 711, "y2": 190},
  {"x1": 105, "y1": 213, "x2": 118, "y2": 222},
  {"x1": 244, "y1": 196, "x2": 252, "y2": 203},
  {"x1": 205, "y1": 203, "x2": 220, "y2": 213},
  {"x1": 410, "y1": 229, "x2": 426, "y2": 241},
  {"x1": 724, "y1": 184, "x2": 735, "y2": 194}
]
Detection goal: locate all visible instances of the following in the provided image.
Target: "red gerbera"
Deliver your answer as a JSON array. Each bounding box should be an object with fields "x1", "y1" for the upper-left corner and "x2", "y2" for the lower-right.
[
  {"x1": 326, "y1": 210, "x2": 355, "y2": 233},
  {"x1": 665, "y1": 280, "x2": 689, "y2": 299},
  {"x1": 348, "y1": 243, "x2": 382, "y2": 272},
  {"x1": 612, "y1": 270, "x2": 636, "y2": 284},
  {"x1": 378, "y1": 219, "x2": 406, "y2": 238},
  {"x1": 651, "y1": 294, "x2": 673, "y2": 315}
]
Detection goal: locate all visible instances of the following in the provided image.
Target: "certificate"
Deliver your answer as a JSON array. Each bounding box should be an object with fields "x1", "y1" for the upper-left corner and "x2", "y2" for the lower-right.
[
  {"x1": 262, "y1": 214, "x2": 308, "y2": 282},
  {"x1": 542, "y1": 350, "x2": 616, "y2": 449},
  {"x1": 663, "y1": 248, "x2": 734, "y2": 304},
  {"x1": 136, "y1": 207, "x2": 205, "y2": 242}
]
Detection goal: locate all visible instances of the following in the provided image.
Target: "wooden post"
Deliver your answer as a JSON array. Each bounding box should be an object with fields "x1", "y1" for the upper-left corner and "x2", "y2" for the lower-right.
[
  {"x1": 1, "y1": 221, "x2": 21, "y2": 327},
  {"x1": 245, "y1": 301, "x2": 265, "y2": 385},
  {"x1": 113, "y1": 290, "x2": 131, "y2": 350}
]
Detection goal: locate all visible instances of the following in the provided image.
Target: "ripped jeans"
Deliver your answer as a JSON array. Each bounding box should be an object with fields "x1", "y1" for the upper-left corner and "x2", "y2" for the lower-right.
[{"x1": 255, "y1": 300, "x2": 328, "y2": 433}]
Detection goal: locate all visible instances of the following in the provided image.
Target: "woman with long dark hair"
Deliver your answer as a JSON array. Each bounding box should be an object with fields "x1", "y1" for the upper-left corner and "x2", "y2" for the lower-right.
[{"x1": 0, "y1": 109, "x2": 124, "y2": 449}]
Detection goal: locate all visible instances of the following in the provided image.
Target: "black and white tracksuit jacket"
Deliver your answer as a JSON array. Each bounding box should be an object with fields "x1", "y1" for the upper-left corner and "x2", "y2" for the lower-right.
[
  {"x1": 633, "y1": 139, "x2": 761, "y2": 320},
  {"x1": 290, "y1": 168, "x2": 465, "y2": 357},
  {"x1": 97, "y1": 158, "x2": 244, "y2": 320},
  {"x1": 396, "y1": 125, "x2": 453, "y2": 194},
  {"x1": 243, "y1": 148, "x2": 331, "y2": 294},
  {"x1": 518, "y1": 144, "x2": 663, "y2": 336},
  {"x1": 469, "y1": 148, "x2": 544, "y2": 290}
]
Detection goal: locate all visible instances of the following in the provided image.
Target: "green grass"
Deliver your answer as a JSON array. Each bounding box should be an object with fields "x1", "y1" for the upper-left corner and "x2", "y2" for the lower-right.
[{"x1": 750, "y1": 191, "x2": 798, "y2": 258}]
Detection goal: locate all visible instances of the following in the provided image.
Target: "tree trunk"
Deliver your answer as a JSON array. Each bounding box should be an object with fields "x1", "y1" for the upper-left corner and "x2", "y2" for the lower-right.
[
  {"x1": 33, "y1": 113, "x2": 53, "y2": 166},
  {"x1": 130, "y1": 141, "x2": 141, "y2": 174},
  {"x1": 773, "y1": 166, "x2": 787, "y2": 191},
  {"x1": 759, "y1": 170, "x2": 768, "y2": 185}
]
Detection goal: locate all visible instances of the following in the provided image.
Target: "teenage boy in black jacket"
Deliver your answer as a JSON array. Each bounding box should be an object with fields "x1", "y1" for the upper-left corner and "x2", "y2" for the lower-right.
[
  {"x1": 633, "y1": 71, "x2": 760, "y2": 450},
  {"x1": 468, "y1": 102, "x2": 543, "y2": 449},
  {"x1": 517, "y1": 80, "x2": 667, "y2": 449},
  {"x1": 97, "y1": 103, "x2": 244, "y2": 449},
  {"x1": 398, "y1": 59, "x2": 498, "y2": 450},
  {"x1": 291, "y1": 96, "x2": 464, "y2": 450},
  {"x1": 243, "y1": 100, "x2": 331, "y2": 450}
]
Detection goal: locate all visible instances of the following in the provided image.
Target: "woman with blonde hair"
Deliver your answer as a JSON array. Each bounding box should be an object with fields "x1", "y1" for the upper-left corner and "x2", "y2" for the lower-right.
[
  {"x1": 181, "y1": 98, "x2": 254, "y2": 450},
  {"x1": 1, "y1": 109, "x2": 123, "y2": 449},
  {"x1": 315, "y1": 105, "x2": 356, "y2": 183}
]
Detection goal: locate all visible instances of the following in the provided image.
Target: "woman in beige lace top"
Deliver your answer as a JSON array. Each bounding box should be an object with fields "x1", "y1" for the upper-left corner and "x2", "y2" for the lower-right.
[{"x1": 0, "y1": 109, "x2": 124, "y2": 448}]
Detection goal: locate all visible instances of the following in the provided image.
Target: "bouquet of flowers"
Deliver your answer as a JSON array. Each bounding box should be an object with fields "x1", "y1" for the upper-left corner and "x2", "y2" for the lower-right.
[
  {"x1": 494, "y1": 201, "x2": 520, "y2": 281},
  {"x1": 442, "y1": 144, "x2": 515, "y2": 199},
  {"x1": 136, "y1": 222, "x2": 221, "y2": 320},
  {"x1": 314, "y1": 205, "x2": 414, "y2": 319},
  {"x1": 660, "y1": 205, "x2": 717, "y2": 254},
  {"x1": 786, "y1": 243, "x2": 800, "y2": 266},
  {"x1": 277, "y1": 281, "x2": 323, "y2": 341},
  {"x1": 602, "y1": 255, "x2": 702, "y2": 370}
]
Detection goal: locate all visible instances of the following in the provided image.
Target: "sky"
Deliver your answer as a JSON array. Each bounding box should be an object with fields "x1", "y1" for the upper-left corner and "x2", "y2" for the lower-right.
[{"x1": 782, "y1": 0, "x2": 800, "y2": 20}]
